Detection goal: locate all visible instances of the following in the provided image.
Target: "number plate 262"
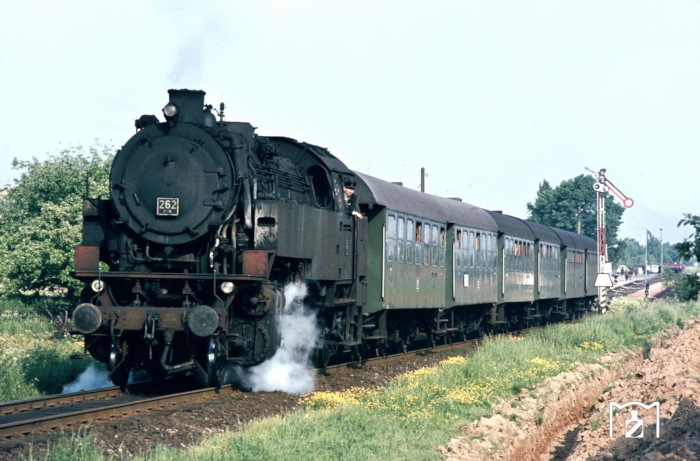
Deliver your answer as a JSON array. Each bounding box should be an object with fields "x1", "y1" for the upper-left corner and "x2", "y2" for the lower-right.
[{"x1": 157, "y1": 198, "x2": 179, "y2": 216}]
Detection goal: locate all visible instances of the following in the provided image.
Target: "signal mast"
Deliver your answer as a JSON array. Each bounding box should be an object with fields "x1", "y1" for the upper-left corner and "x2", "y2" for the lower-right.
[{"x1": 586, "y1": 168, "x2": 634, "y2": 313}]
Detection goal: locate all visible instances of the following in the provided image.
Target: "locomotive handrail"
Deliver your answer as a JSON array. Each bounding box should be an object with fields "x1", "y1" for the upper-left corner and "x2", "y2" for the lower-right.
[
  {"x1": 452, "y1": 239, "x2": 456, "y2": 301},
  {"x1": 538, "y1": 251, "x2": 541, "y2": 295},
  {"x1": 381, "y1": 224, "x2": 386, "y2": 301},
  {"x1": 501, "y1": 248, "x2": 506, "y2": 296}
]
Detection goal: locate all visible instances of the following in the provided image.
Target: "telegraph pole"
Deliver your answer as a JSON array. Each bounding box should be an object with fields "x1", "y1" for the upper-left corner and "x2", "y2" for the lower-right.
[
  {"x1": 645, "y1": 228, "x2": 649, "y2": 297},
  {"x1": 586, "y1": 168, "x2": 634, "y2": 313},
  {"x1": 660, "y1": 228, "x2": 663, "y2": 273}
]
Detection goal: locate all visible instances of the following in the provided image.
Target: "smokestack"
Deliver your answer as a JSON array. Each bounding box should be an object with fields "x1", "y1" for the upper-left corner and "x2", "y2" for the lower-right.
[{"x1": 167, "y1": 89, "x2": 206, "y2": 124}]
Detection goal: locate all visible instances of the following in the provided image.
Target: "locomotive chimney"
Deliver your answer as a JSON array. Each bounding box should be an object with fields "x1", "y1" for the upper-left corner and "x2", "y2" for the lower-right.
[{"x1": 167, "y1": 89, "x2": 206, "y2": 124}]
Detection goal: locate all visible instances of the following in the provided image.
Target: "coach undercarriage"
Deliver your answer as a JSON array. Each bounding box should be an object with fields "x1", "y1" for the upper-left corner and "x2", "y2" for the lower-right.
[{"x1": 325, "y1": 296, "x2": 597, "y2": 365}]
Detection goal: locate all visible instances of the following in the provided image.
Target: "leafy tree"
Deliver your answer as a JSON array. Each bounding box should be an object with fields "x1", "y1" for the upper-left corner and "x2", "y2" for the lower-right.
[
  {"x1": 0, "y1": 146, "x2": 113, "y2": 304},
  {"x1": 527, "y1": 174, "x2": 626, "y2": 250},
  {"x1": 610, "y1": 236, "x2": 678, "y2": 271},
  {"x1": 615, "y1": 237, "x2": 645, "y2": 267},
  {"x1": 673, "y1": 213, "x2": 700, "y2": 301},
  {"x1": 675, "y1": 213, "x2": 700, "y2": 262},
  {"x1": 661, "y1": 242, "x2": 679, "y2": 266}
]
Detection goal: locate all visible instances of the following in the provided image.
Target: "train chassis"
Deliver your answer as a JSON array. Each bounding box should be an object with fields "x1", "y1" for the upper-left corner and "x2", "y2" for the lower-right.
[
  {"x1": 75, "y1": 268, "x2": 596, "y2": 386},
  {"x1": 348, "y1": 297, "x2": 595, "y2": 363}
]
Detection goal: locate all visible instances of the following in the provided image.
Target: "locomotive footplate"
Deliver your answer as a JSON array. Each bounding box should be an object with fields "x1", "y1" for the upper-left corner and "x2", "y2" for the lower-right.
[{"x1": 70, "y1": 270, "x2": 268, "y2": 283}]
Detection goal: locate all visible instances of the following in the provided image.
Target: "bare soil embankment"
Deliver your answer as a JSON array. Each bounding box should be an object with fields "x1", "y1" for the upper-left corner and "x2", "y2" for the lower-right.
[{"x1": 442, "y1": 284, "x2": 700, "y2": 461}]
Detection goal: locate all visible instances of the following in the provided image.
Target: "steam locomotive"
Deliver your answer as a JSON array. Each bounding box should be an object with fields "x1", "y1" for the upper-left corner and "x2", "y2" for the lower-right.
[{"x1": 70, "y1": 89, "x2": 598, "y2": 387}]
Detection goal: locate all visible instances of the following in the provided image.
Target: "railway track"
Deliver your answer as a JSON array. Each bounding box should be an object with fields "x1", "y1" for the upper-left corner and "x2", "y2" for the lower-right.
[
  {"x1": 0, "y1": 383, "x2": 241, "y2": 443},
  {"x1": 0, "y1": 336, "x2": 478, "y2": 447},
  {"x1": 609, "y1": 275, "x2": 661, "y2": 298}
]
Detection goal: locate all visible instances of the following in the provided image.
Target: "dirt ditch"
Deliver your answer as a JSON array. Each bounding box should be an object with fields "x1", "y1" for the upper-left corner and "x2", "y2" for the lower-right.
[{"x1": 441, "y1": 310, "x2": 700, "y2": 461}]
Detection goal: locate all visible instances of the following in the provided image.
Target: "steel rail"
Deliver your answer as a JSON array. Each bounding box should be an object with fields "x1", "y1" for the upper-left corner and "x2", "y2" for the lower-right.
[{"x1": 0, "y1": 385, "x2": 238, "y2": 440}]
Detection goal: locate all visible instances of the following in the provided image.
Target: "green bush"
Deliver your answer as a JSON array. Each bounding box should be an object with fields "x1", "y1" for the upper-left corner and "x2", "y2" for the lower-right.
[
  {"x1": 21, "y1": 342, "x2": 90, "y2": 395},
  {"x1": 674, "y1": 273, "x2": 700, "y2": 302},
  {"x1": 0, "y1": 310, "x2": 92, "y2": 402}
]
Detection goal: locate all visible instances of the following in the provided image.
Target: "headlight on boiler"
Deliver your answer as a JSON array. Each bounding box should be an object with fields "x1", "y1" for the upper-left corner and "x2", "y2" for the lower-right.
[
  {"x1": 220, "y1": 282, "x2": 235, "y2": 294},
  {"x1": 91, "y1": 279, "x2": 105, "y2": 293},
  {"x1": 162, "y1": 102, "x2": 179, "y2": 119}
]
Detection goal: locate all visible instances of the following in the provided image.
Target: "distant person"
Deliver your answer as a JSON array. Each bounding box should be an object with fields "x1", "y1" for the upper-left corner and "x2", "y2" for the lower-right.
[{"x1": 343, "y1": 180, "x2": 363, "y2": 219}]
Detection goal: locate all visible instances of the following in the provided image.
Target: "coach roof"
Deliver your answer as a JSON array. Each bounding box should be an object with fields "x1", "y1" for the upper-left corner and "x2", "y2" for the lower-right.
[
  {"x1": 355, "y1": 172, "x2": 498, "y2": 232},
  {"x1": 523, "y1": 220, "x2": 562, "y2": 246},
  {"x1": 487, "y1": 211, "x2": 536, "y2": 241}
]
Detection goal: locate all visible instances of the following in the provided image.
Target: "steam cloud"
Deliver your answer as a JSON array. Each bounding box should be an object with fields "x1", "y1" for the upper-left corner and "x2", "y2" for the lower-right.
[
  {"x1": 244, "y1": 282, "x2": 319, "y2": 395},
  {"x1": 62, "y1": 364, "x2": 113, "y2": 393}
]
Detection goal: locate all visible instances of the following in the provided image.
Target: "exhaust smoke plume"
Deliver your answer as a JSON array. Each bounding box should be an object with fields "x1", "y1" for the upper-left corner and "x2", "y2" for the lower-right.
[{"x1": 245, "y1": 282, "x2": 318, "y2": 395}]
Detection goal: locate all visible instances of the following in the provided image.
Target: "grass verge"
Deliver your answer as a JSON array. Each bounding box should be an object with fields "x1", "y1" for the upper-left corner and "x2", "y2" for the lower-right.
[{"x1": 28, "y1": 298, "x2": 700, "y2": 461}]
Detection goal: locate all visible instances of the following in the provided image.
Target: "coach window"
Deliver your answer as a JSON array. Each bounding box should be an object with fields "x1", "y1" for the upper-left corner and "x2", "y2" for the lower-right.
[
  {"x1": 455, "y1": 229, "x2": 462, "y2": 267},
  {"x1": 423, "y1": 223, "x2": 430, "y2": 266},
  {"x1": 406, "y1": 219, "x2": 414, "y2": 263},
  {"x1": 469, "y1": 231, "x2": 475, "y2": 267},
  {"x1": 387, "y1": 214, "x2": 396, "y2": 238},
  {"x1": 416, "y1": 222, "x2": 424, "y2": 265},
  {"x1": 397, "y1": 216, "x2": 405, "y2": 263},
  {"x1": 386, "y1": 214, "x2": 396, "y2": 262},
  {"x1": 424, "y1": 224, "x2": 432, "y2": 266},
  {"x1": 492, "y1": 234, "x2": 498, "y2": 265}
]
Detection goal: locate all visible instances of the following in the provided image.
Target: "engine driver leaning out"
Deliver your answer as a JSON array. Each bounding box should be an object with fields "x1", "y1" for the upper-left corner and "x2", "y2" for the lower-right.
[{"x1": 343, "y1": 180, "x2": 363, "y2": 219}]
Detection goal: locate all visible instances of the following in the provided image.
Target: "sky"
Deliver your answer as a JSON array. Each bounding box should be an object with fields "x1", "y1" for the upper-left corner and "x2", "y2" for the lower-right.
[{"x1": 1, "y1": 0, "x2": 698, "y2": 246}]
